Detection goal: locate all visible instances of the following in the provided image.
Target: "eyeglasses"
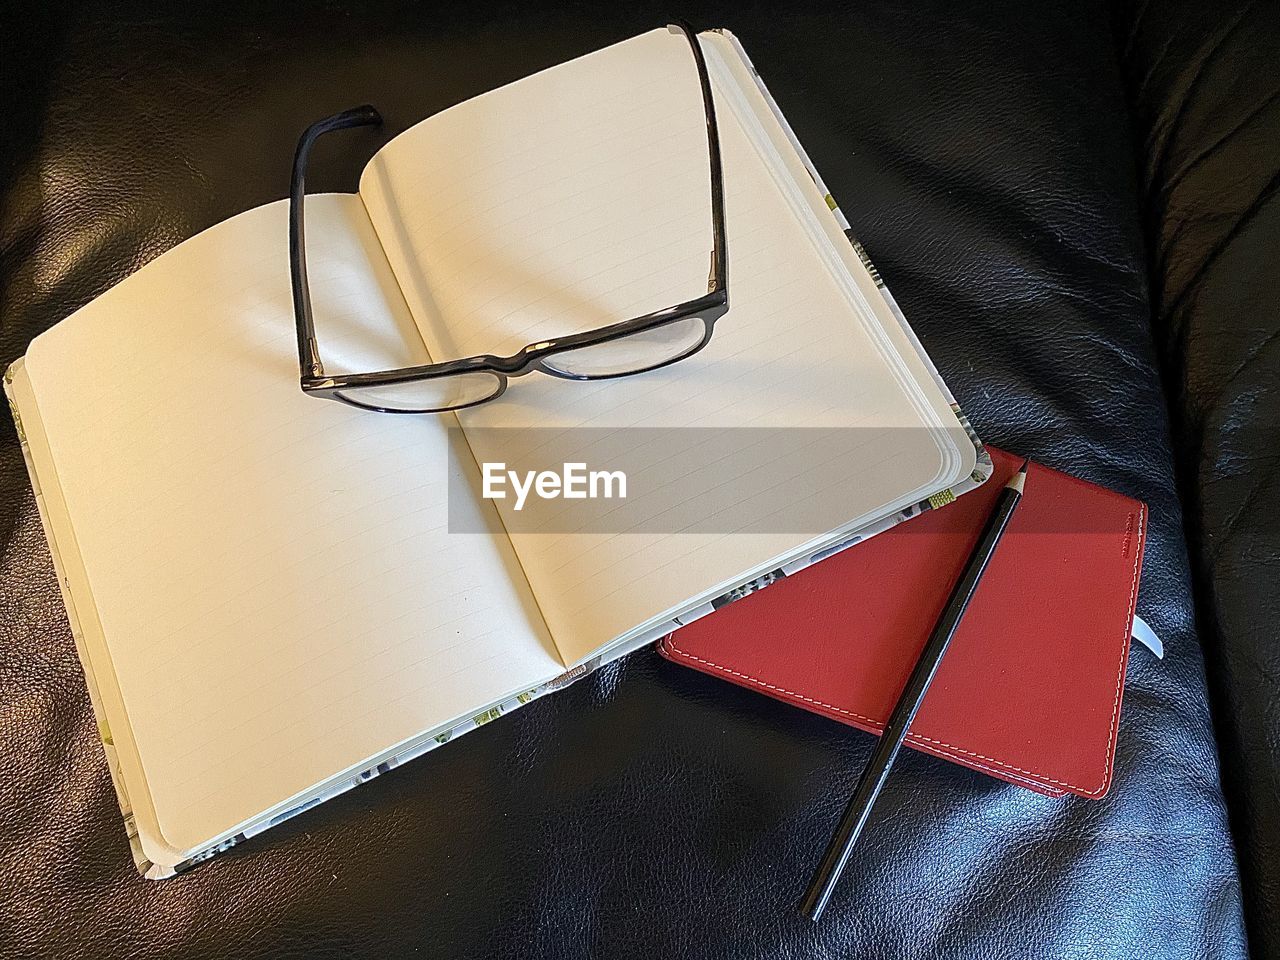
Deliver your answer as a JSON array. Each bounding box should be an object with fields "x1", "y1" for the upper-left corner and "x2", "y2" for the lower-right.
[{"x1": 288, "y1": 21, "x2": 728, "y2": 414}]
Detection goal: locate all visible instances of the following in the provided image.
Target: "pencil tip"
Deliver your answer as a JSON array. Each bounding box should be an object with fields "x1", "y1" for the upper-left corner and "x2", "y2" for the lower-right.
[{"x1": 1006, "y1": 459, "x2": 1029, "y2": 493}]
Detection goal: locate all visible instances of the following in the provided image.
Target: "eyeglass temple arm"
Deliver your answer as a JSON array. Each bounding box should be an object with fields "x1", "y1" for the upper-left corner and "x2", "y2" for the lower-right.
[
  {"x1": 288, "y1": 105, "x2": 383, "y2": 381},
  {"x1": 669, "y1": 21, "x2": 728, "y2": 297}
]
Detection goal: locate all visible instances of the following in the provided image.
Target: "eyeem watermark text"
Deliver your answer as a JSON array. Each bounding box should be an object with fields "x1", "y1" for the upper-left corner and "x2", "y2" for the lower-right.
[
  {"x1": 449, "y1": 427, "x2": 1126, "y2": 535},
  {"x1": 482, "y1": 462, "x2": 627, "y2": 511}
]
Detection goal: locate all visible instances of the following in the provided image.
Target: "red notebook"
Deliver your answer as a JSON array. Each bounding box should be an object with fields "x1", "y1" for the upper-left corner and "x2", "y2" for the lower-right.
[{"x1": 658, "y1": 447, "x2": 1146, "y2": 798}]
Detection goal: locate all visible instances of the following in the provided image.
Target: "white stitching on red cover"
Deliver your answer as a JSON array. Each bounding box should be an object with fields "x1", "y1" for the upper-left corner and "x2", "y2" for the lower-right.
[{"x1": 660, "y1": 503, "x2": 1145, "y2": 798}]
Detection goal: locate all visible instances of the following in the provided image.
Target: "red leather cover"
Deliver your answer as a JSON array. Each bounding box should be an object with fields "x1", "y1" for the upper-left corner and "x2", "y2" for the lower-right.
[{"x1": 658, "y1": 447, "x2": 1147, "y2": 799}]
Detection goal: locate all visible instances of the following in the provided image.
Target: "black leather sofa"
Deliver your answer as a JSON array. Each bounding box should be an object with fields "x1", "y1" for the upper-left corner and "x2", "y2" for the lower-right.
[{"x1": 1, "y1": 1, "x2": 1275, "y2": 957}]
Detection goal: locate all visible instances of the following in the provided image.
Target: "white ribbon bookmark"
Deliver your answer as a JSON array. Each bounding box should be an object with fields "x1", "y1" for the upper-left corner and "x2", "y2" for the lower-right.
[{"x1": 1131, "y1": 614, "x2": 1164, "y2": 659}]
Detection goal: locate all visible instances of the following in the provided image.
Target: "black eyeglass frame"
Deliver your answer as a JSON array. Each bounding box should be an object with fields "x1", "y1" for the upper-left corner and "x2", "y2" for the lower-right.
[{"x1": 288, "y1": 21, "x2": 729, "y2": 414}]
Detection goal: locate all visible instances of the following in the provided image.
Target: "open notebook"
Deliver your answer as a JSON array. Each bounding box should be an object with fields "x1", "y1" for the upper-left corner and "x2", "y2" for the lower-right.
[{"x1": 6, "y1": 28, "x2": 987, "y2": 877}]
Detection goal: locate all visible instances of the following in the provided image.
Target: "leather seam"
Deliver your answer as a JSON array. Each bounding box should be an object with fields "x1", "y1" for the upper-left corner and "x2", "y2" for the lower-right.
[{"x1": 660, "y1": 500, "x2": 1144, "y2": 798}]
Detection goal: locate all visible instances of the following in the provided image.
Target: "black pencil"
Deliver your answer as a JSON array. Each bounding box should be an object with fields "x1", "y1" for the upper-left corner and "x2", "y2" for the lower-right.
[{"x1": 799, "y1": 458, "x2": 1030, "y2": 921}]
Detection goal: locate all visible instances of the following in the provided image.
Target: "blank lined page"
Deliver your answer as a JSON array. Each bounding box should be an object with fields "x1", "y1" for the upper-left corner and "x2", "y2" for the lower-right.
[
  {"x1": 360, "y1": 30, "x2": 971, "y2": 665},
  {"x1": 24, "y1": 195, "x2": 562, "y2": 855}
]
